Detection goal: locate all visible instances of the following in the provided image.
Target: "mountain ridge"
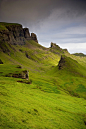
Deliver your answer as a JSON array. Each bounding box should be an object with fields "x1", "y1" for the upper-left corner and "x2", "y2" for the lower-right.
[{"x1": 0, "y1": 22, "x2": 38, "y2": 46}]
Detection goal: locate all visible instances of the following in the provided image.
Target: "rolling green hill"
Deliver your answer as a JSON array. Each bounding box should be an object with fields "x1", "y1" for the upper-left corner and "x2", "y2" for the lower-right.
[{"x1": 0, "y1": 22, "x2": 86, "y2": 129}]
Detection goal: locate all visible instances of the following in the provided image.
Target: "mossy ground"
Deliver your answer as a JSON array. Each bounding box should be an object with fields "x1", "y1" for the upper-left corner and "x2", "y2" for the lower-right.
[{"x1": 0, "y1": 39, "x2": 86, "y2": 129}]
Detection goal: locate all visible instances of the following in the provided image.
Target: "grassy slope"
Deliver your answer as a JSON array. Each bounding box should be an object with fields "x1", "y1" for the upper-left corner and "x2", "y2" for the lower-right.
[
  {"x1": 0, "y1": 26, "x2": 86, "y2": 128},
  {"x1": 48, "y1": 55, "x2": 86, "y2": 99},
  {"x1": 0, "y1": 76, "x2": 86, "y2": 129}
]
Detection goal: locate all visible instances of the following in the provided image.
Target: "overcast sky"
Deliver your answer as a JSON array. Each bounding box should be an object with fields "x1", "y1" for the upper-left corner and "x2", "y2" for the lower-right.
[{"x1": 0, "y1": 0, "x2": 86, "y2": 54}]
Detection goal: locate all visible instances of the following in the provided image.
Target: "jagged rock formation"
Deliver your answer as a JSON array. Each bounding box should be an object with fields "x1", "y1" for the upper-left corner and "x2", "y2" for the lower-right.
[
  {"x1": 58, "y1": 55, "x2": 65, "y2": 70},
  {"x1": 23, "y1": 28, "x2": 31, "y2": 40},
  {"x1": 31, "y1": 33, "x2": 38, "y2": 43},
  {"x1": 0, "y1": 22, "x2": 38, "y2": 45},
  {"x1": 50, "y1": 42, "x2": 69, "y2": 55},
  {"x1": 51, "y1": 42, "x2": 63, "y2": 52},
  {"x1": 63, "y1": 49, "x2": 68, "y2": 53},
  {"x1": 51, "y1": 42, "x2": 61, "y2": 49}
]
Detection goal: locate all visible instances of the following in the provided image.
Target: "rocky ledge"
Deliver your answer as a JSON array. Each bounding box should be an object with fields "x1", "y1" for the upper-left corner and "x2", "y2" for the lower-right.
[
  {"x1": 0, "y1": 22, "x2": 38, "y2": 45},
  {"x1": 58, "y1": 55, "x2": 66, "y2": 70}
]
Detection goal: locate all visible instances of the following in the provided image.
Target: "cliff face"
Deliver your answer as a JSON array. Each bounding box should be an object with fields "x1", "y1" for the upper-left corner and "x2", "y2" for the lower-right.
[
  {"x1": 58, "y1": 56, "x2": 66, "y2": 70},
  {"x1": 23, "y1": 28, "x2": 31, "y2": 40},
  {"x1": 31, "y1": 33, "x2": 38, "y2": 43},
  {"x1": 0, "y1": 22, "x2": 38, "y2": 45}
]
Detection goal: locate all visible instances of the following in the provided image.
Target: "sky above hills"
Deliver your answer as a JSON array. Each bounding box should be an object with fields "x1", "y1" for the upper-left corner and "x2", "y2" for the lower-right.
[{"x1": 0, "y1": 0, "x2": 86, "y2": 54}]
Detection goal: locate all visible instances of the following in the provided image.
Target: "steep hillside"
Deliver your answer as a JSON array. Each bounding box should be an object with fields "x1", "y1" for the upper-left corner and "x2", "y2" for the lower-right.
[{"x1": 0, "y1": 22, "x2": 86, "y2": 129}]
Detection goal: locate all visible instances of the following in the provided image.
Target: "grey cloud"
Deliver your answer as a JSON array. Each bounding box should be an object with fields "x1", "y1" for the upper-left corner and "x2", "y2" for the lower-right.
[
  {"x1": 0, "y1": 0, "x2": 86, "y2": 53},
  {"x1": 0, "y1": 0, "x2": 58, "y2": 24},
  {"x1": 0, "y1": 0, "x2": 86, "y2": 24}
]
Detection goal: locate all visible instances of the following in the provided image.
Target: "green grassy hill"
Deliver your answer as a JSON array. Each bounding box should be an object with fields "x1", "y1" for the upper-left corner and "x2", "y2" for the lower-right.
[
  {"x1": 0, "y1": 23, "x2": 86, "y2": 129},
  {"x1": 73, "y1": 53, "x2": 86, "y2": 57}
]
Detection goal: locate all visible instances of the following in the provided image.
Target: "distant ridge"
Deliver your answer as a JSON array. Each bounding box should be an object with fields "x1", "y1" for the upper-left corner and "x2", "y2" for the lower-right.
[
  {"x1": 50, "y1": 42, "x2": 69, "y2": 55},
  {"x1": 72, "y1": 53, "x2": 86, "y2": 57}
]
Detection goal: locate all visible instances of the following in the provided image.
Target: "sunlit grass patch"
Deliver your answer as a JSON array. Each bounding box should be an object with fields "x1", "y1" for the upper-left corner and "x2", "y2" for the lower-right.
[{"x1": 0, "y1": 77, "x2": 86, "y2": 129}]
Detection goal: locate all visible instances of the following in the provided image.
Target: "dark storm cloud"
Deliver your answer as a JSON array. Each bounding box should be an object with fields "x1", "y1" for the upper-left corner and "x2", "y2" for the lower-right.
[
  {"x1": 0, "y1": 0, "x2": 86, "y2": 25},
  {"x1": 0, "y1": 0, "x2": 86, "y2": 53},
  {"x1": 0, "y1": 0, "x2": 58, "y2": 25}
]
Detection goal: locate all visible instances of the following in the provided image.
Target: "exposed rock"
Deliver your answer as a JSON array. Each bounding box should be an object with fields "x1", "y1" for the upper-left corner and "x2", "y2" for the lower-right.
[
  {"x1": 51, "y1": 42, "x2": 60, "y2": 49},
  {"x1": 23, "y1": 28, "x2": 31, "y2": 40},
  {"x1": 50, "y1": 42, "x2": 69, "y2": 55},
  {"x1": 58, "y1": 55, "x2": 65, "y2": 70},
  {"x1": 6, "y1": 24, "x2": 26, "y2": 45},
  {"x1": 31, "y1": 33, "x2": 38, "y2": 43},
  {"x1": 0, "y1": 24, "x2": 25, "y2": 45},
  {"x1": 0, "y1": 29, "x2": 10, "y2": 43},
  {"x1": 51, "y1": 42, "x2": 57, "y2": 48},
  {"x1": 17, "y1": 80, "x2": 32, "y2": 84},
  {"x1": 0, "y1": 22, "x2": 38, "y2": 47},
  {"x1": 0, "y1": 59, "x2": 3, "y2": 64},
  {"x1": 50, "y1": 42, "x2": 63, "y2": 51},
  {"x1": 50, "y1": 42, "x2": 63, "y2": 55},
  {"x1": 0, "y1": 41, "x2": 10, "y2": 53},
  {"x1": 63, "y1": 49, "x2": 68, "y2": 53}
]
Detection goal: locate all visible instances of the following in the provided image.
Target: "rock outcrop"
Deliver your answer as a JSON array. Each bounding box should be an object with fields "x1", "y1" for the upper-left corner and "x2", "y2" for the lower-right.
[
  {"x1": 31, "y1": 33, "x2": 38, "y2": 43},
  {"x1": 23, "y1": 28, "x2": 31, "y2": 40},
  {"x1": 51, "y1": 42, "x2": 61, "y2": 49},
  {"x1": 0, "y1": 22, "x2": 38, "y2": 45},
  {"x1": 51, "y1": 42, "x2": 57, "y2": 48},
  {"x1": 0, "y1": 59, "x2": 3, "y2": 64},
  {"x1": 58, "y1": 55, "x2": 65, "y2": 70},
  {"x1": 6, "y1": 24, "x2": 25, "y2": 45},
  {"x1": 50, "y1": 42, "x2": 69, "y2": 55},
  {"x1": 50, "y1": 42, "x2": 63, "y2": 55}
]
